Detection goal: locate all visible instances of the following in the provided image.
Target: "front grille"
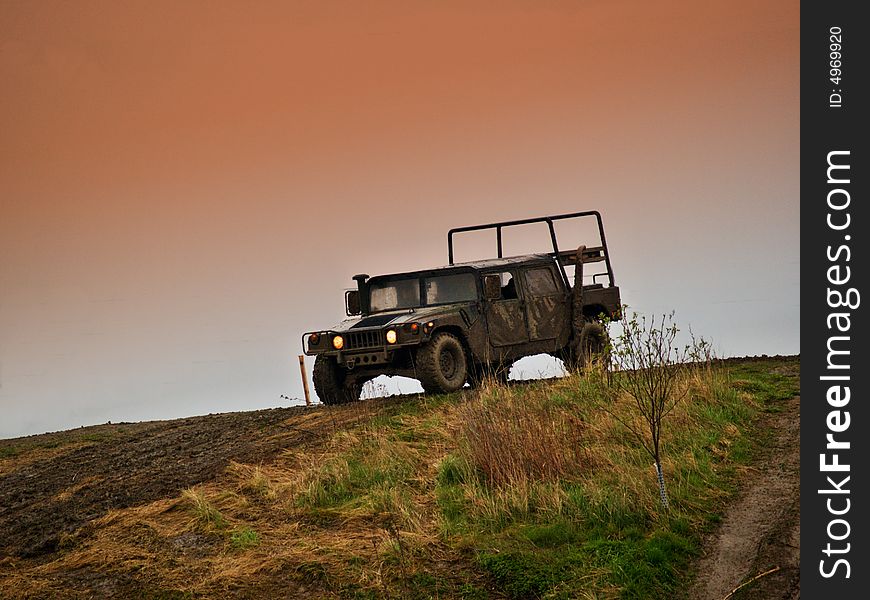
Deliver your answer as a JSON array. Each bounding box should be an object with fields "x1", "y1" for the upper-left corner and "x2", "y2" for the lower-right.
[{"x1": 345, "y1": 329, "x2": 384, "y2": 350}]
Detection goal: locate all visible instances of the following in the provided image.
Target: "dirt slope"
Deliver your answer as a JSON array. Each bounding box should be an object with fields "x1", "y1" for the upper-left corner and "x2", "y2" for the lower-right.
[{"x1": 0, "y1": 405, "x2": 358, "y2": 559}]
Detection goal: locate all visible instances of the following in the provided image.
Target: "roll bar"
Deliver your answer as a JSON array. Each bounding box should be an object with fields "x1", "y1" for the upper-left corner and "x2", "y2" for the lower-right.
[{"x1": 447, "y1": 211, "x2": 615, "y2": 286}]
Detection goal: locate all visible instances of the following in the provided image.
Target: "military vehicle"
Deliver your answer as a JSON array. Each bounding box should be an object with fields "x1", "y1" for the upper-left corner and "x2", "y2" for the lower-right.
[{"x1": 302, "y1": 212, "x2": 621, "y2": 404}]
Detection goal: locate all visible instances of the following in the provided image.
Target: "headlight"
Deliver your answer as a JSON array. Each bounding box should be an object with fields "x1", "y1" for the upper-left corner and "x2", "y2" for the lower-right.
[
  {"x1": 332, "y1": 335, "x2": 344, "y2": 350},
  {"x1": 385, "y1": 329, "x2": 397, "y2": 344},
  {"x1": 309, "y1": 332, "x2": 321, "y2": 345}
]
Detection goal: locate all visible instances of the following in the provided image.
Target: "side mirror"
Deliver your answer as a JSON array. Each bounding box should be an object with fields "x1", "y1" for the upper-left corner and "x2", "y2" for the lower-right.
[
  {"x1": 345, "y1": 290, "x2": 361, "y2": 316},
  {"x1": 483, "y1": 275, "x2": 501, "y2": 301}
]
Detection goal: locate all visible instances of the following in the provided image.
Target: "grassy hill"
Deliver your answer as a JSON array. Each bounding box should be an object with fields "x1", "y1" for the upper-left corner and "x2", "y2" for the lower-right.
[{"x1": 0, "y1": 356, "x2": 799, "y2": 599}]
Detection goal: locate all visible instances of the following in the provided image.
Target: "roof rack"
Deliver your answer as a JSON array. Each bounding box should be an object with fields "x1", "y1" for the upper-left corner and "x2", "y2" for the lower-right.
[{"x1": 447, "y1": 211, "x2": 615, "y2": 286}]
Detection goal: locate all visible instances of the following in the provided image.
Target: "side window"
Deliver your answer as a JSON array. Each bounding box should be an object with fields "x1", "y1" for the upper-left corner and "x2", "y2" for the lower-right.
[
  {"x1": 500, "y1": 272, "x2": 518, "y2": 299},
  {"x1": 483, "y1": 271, "x2": 518, "y2": 300},
  {"x1": 525, "y1": 267, "x2": 559, "y2": 296},
  {"x1": 424, "y1": 273, "x2": 477, "y2": 304}
]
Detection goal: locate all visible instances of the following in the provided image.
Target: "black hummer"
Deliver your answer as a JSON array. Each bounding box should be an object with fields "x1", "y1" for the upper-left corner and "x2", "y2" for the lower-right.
[{"x1": 303, "y1": 212, "x2": 621, "y2": 404}]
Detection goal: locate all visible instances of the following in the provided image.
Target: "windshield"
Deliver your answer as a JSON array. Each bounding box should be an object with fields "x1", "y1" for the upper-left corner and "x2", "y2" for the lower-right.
[
  {"x1": 369, "y1": 278, "x2": 421, "y2": 312},
  {"x1": 368, "y1": 272, "x2": 477, "y2": 312}
]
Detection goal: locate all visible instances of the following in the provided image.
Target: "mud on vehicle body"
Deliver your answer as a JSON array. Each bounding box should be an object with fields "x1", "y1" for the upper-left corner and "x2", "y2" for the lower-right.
[{"x1": 303, "y1": 212, "x2": 622, "y2": 405}]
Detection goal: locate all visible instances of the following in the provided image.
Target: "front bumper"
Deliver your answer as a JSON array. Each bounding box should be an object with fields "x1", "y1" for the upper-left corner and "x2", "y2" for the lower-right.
[{"x1": 302, "y1": 327, "x2": 427, "y2": 367}]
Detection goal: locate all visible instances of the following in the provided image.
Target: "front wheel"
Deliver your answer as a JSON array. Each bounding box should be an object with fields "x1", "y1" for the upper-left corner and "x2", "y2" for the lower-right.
[
  {"x1": 312, "y1": 355, "x2": 358, "y2": 405},
  {"x1": 416, "y1": 332, "x2": 468, "y2": 393}
]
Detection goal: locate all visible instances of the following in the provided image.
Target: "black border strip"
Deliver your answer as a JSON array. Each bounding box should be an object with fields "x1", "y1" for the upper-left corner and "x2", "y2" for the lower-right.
[{"x1": 801, "y1": 1, "x2": 868, "y2": 595}]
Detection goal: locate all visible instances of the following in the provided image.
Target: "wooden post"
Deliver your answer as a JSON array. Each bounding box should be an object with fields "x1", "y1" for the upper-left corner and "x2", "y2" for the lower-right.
[{"x1": 298, "y1": 355, "x2": 312, "y2": 406}]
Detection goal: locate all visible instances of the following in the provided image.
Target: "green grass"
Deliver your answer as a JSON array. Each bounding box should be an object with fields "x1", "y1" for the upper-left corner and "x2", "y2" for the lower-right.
[
  {"x1": 296, "y1": 439, "x2": 419, "y2": 510},
  {"x1": 728, "y1": 360, "x2": 800, "y2": 403},
  {"x1": 230, "y1": 526, "x2": 260, "y2": 550},
  {"x1": 0, "y1": 445, "x2": 22, "y2": 459}
]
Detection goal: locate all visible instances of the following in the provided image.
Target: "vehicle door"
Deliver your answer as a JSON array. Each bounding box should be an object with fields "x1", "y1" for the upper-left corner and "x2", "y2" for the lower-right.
[
  {"x1": 481, "y1": 271, "x2": 529, "y2": 346},
  {"x1": 521, "y1": 265, "x2": 570, "y2": 344}
]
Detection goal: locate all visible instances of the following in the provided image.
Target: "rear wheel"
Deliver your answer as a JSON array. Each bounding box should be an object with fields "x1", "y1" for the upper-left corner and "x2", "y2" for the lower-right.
[
  {"x1": 313, "y1": 355, "x2": 357, "y2": 405},
  {"x1": 561, "y1": 322, "x2": 610, "y2": 372},
  {"x1": 580, "y1": 322, "x2": 609, "y2": 361},
  {"x1": 417, "y1": 332, "x2": 468, "y2": 393},
  {"x1": 578, "y1": 321, "x2": 610, "y2": 370}
]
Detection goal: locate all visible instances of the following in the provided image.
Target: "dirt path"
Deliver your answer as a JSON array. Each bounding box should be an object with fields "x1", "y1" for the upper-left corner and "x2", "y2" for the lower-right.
[{"x1": 689, "y1": 394, "x2": 800, "y2": 600}]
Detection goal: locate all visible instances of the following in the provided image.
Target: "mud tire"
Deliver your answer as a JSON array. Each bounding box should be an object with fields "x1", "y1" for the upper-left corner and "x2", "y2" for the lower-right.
[
  {"x1": 560, "y1": 322, "x2": 610, "y2": 372},
  {"x1": 312, "y1": 355, "x2": 356, "y2": 405},
  {"x1": 579, "y1": 322, "x2": 609, "y2": 367},
  {"x1": 416, "y1": 332, "x2": 468, "y2": 393}
]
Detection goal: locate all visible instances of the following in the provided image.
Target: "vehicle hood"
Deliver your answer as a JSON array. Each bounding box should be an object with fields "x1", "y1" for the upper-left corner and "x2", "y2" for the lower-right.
[{"x1": 329, "y1": 303, "x2": 472, "y2": 332}]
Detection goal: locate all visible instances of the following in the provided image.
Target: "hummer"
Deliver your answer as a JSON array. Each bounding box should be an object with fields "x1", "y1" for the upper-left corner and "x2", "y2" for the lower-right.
[{"x1": 302, "y1": 212, "x2": 621, "y2": 404}]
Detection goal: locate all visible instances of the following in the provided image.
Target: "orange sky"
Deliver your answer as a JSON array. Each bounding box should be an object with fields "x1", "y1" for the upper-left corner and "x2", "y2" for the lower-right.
[{"x1": 0, "y1": 1, "x2": 799, "y2": 437}]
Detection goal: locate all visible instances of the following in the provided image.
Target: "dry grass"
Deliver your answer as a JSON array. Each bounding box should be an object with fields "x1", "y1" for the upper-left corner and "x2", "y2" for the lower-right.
[
  {"x1": 456, "y1": 382, "x2": 590, "y2": 488},
  {"x1": 432, "y1": 357, "x2": 758, "y2": 532},
  {"x1": 226, "y1": 461, "x2": 278, "y2": 502},
  {"x1": 52, "y1": 475, "x2": 104, "y2": 503},
  {"x1": 181, "y1": 487, "x2": 228, "y2": 530}
]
